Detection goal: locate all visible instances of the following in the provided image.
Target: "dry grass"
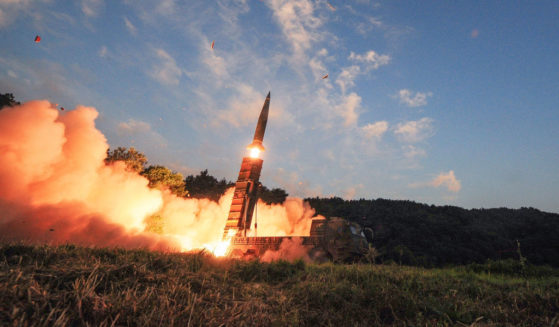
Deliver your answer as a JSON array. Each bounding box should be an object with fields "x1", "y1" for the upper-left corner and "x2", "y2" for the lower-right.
[{"x1": 1, "y1": 244, "x2": 558, "y2": 326}]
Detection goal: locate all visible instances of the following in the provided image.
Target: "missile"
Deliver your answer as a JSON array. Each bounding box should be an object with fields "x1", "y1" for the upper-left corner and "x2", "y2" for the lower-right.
[{"x1": 247, "y1": 91, "x2": 270, "y2": 152}]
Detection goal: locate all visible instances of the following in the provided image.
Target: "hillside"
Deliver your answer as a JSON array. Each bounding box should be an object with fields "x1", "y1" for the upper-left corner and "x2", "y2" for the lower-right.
[
  {"x1": 2, "y1": 244, "x2": 558, "y2": 326},
  {"x1": 307, "y1": 197, "x2": 559, "y2": 267}
]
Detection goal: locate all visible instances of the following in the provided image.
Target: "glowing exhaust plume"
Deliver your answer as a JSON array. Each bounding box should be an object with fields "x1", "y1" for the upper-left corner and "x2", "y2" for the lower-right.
[
  {"x1": 0, "y1": 100, "x2": 321, "y2": 256},
  {"x1": 204, "y1": 229, "x2": 237, "y2": 257},
  {"x1": 249, "y1": 147, "x2": 261, "y2": 158}
]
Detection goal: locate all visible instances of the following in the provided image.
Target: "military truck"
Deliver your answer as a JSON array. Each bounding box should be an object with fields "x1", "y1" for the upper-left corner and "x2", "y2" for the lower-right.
[
  {"x1": 222, "y1": 93, "x2": 373, "y2": 262},
  {"x1": 228, "y1": 217, "x2": 373, "y2": 262}
]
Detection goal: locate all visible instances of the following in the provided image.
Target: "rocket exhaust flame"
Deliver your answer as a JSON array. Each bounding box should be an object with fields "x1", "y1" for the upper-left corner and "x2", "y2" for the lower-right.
[
  {"x1": 249, "y1": 148, "x2": 261, "y2": 158},
  {"x1": 204, "y1": 229, "x2": 237, "y2": 257}
]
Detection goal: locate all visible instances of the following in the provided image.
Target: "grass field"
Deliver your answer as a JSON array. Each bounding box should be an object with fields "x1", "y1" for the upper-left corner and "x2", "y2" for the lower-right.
[{"x1": 1, "y1": 244, "x2": 558, "y2": 326}]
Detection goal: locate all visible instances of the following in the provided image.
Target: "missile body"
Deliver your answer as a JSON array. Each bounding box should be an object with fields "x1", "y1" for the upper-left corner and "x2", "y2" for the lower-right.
[
  {"x1": 247, "y1": 91, "x2": 270, "y2": 151},
  {"x1": 223, "y1": 92, "x2": 270, "y2": 239}
]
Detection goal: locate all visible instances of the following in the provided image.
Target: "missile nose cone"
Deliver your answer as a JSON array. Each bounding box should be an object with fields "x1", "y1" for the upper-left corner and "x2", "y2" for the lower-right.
[{"x1": 250, "y1": 92, "x2": 270, "y2": 150}]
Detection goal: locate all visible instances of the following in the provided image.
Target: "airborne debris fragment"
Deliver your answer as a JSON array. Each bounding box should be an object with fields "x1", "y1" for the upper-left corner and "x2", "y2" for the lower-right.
[
  {"x1": 34, "y1": 35, "x2": 41, "y2": 43},
  {"x1": 322, "y1": 74, "x2": 329, "y2": 79},
  {"x1": 327, "y1": 2, "x2": 335, "y2": 11},
  {"x1": 211, "y1": 40, "x2": 215, "y2": 49},
  {"x1": 60, "y1": 107, "x2": 65, "y2": 111}
]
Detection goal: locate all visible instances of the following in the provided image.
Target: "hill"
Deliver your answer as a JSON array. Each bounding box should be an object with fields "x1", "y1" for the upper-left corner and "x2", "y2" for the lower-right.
[
  {"x1": 1, "y1": 244, "x2": 558, "y2": 326},
  {"x1": 306, "y1": 197, "x2": 559, "y2": 267}
]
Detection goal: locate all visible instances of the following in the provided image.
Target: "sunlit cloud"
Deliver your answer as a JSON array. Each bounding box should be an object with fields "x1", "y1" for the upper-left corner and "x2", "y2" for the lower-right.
[
  {"x1": 267, "y1": 0, "x2": 323, "y2": 62},
  {"x1": 335, "y1": 92, "x2": 361, "y2": 127},
  {"x1": 397, "y1": 89, "x2": 432, "y2": 107},
  {"x1": 150, "y1": 48, "x2": 182, "y2": 86},
  {"x1": 98, "y1": 45, "x2": 107, "y2": 58},
  {"x1": 431, "y1": 170, "x2": 461, "y2": 192},
  {"x1": 156, "y1": 0, "x2": 176, "y2": 15},
  {"x1": 343, "y1": 184, "x2": 364, "y2": 200},
  {"x1": 471, "y1": 29, "x2": 479, "y2": 38},
  {"x1": 402, "y1": 144, "x2": 426, "y2": 159},
  {"x1": 118, "y1": 119, "x2": 151, "y2": 133},
  {"x1": 215, "y1": 84, "x2": 264, "y2": 128},
  {"x1": 355, "y1": 16, "x2": 383, "y2": 35},
  {"x1": 0, "y1": 0, "x2": 34, "y2": 27},
  {"x1": 348, "y1": 50, "x2": 390, "y2": 70},
  {"x1": 214, "y1": 84, "x2": 294, "y2": 129},
  {"x1": 117, "y1": 118, "x2": 167, "y2": 148},
  {"x1": 394, "y1": 117, "x2": 434, "y2": 143},
  {"x1": 361, "y1": 121, "x2": 388, "y2": 139},
  {"x1": 269, "y1": 168, "x2": 323, "y2": 198},
  {"x1": 202, "y1": 46, "x2": 229, "y2": 79},
  {"x1": 81, "y1": 0, "x2": 103, "y2": 17},
  {"x1": 316, "y1": 48, "x2": 328, "y2": 57},
  {"x1": 336, "y1": 50, "x2": 390, "y2": 94},
  {"x1": 124, "y1": 16, "x2": 137, "y2": 35},
  {"x1": 335, "y1": 65, "x2": 360, "y2": 94},
  {"x1": 409, "y1": 170, "x2": 461, "y2": 193}
]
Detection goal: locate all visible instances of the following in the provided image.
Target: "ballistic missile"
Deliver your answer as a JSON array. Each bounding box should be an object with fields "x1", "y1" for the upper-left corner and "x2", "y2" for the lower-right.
[{"x1": 247, "y1": 91, "x2": 270, "y2": 152}]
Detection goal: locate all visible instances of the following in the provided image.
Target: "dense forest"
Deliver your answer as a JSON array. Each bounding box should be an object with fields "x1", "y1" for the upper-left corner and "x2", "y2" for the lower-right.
[{"x1": 306, "y1": 197, "x2": 559, "y2": 268}]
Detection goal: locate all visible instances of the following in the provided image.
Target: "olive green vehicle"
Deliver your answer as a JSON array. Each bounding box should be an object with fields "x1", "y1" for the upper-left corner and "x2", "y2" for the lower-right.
[{"x1": 228, "y1": 217, "x2": 373, "y2": 263}]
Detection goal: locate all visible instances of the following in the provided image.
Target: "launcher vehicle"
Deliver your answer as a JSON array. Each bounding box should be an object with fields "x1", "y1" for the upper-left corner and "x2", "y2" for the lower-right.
[
  {"x1": 222, "y1": 92, "x2": 372, "y2": 262},
  {"x1": 228, "y1": 217, "x2": 373, "y2": 262}
]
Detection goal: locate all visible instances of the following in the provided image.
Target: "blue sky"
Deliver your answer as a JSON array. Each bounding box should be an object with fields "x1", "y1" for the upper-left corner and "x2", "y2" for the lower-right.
[{"x1": 1, "y1": 0, "x2": 558, "y2": 213}]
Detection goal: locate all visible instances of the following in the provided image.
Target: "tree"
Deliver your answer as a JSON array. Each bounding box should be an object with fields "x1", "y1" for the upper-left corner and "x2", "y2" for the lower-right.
[
  {"x1": 0, "y1": 93, "x2": 20, "y2": 109},
  {"x1": 184, "y1": 169, "x2": 234, "y2": 201},
  {"x1": 105, "y1": 147, "x2": 147, "y2": 173},
  {"x1": 258, "y1": 186, "x2": 288, "y2": 204},
  {"x1": 141, "y1": 165, "x2": 188, "y2": 197}
]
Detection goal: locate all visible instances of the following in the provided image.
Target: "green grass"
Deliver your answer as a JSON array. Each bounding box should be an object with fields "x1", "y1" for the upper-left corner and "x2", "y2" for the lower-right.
[{"x1": 1, "y1": 244, "x2": 558, "y2": 326}]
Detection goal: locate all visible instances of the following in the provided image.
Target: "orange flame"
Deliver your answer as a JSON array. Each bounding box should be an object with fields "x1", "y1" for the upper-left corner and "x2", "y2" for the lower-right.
[
  {"x1": 249, "y1": 148, "x2": 260, "y2": 158},
  {"x1": 203, "y1": 229, "x2": 236, "y2": 257}
]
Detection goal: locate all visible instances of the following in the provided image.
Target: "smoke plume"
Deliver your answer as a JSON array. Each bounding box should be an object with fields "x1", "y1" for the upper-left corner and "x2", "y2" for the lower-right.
[{"x1": 0, "y1": 100, "x2": 320, "y2": 255}]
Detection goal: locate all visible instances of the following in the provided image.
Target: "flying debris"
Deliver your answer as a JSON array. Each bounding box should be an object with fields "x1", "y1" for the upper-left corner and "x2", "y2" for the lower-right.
[
  {"x1": 34, "y1": 35, "x2": 41, "y2": 43},
  {"x1": 211, "y1": 40, "x2": 215, "y2": 49},
  {"x1": 327, "y1": 2, "x2": 336, "y2": 11},
  {"x1": 60, "y1": 107, "x2": 65, "y2": 111},
  {"x1": 322, "y1": 74, "x2": 329, "y2": 79}
]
